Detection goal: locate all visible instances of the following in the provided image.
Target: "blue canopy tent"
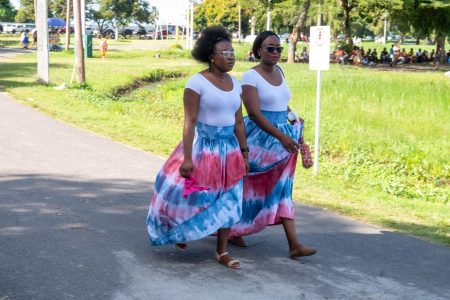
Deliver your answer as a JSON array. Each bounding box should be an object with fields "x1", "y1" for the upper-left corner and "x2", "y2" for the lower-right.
[{"x1": 47, "y1": 18, "x2": 66, "y2": 27}]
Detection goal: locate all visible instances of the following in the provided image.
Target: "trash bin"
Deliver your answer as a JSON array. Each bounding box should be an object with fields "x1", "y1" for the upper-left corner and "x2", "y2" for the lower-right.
[{"x1": 84, "y1": 34, "x2": 93, "y2": 58}]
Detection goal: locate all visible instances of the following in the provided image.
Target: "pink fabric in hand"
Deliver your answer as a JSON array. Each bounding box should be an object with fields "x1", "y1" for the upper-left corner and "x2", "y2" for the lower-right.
[{"x1": 183, "y1": 177, "x2": 209, "y2": 198}]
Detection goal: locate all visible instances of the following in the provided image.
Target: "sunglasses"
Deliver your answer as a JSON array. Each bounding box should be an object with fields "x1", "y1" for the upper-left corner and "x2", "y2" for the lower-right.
[
  {"x1": 214, "y1": 50, "x2": 235, "y2": 57},
  {"x1": 263, "y1": 46, "x2": 284, "y2": 54}
]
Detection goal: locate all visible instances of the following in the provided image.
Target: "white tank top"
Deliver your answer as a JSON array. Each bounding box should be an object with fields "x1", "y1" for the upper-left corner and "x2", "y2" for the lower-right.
[
  {"x1": 240, "y1": 68, "x2": 291, "y2": 111},
  {"x1": 185, "y1": 73, "x2": 242, "y2": 127}
]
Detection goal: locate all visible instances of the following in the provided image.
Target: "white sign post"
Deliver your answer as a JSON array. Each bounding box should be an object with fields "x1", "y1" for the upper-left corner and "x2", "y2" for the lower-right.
[
  {"x1": 309, "y1": 25, "x2": 330, "y2": 175},
  {"x1": 36, "y1": 0, "x2": 49, "y2": 83}
]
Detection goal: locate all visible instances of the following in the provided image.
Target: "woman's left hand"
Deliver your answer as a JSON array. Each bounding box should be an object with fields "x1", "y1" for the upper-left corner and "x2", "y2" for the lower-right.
[{"x1": 244, "y1": 159, "x2": 250, "y2": 177}]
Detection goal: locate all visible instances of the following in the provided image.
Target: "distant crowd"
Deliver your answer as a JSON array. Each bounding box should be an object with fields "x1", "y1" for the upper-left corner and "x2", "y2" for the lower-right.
[{"x1": 333, "y1": 44, "x2": 449, "y2": 67}]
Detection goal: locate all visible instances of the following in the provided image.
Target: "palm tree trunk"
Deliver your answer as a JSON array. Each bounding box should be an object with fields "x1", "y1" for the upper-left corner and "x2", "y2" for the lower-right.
[{"x1": 287, "y1": 0, "x2": 310, "y2": 63}]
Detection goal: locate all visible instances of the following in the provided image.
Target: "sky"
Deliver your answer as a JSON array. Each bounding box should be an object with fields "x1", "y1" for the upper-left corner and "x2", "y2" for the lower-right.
[{"x1": 10, "y1": 0, "x2": 191, "y2": 25}]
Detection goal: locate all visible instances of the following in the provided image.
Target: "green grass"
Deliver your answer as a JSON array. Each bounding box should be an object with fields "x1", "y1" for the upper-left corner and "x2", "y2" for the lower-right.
[{"x1": 0, "y1": 41, "x2": 449, "y2": 245}]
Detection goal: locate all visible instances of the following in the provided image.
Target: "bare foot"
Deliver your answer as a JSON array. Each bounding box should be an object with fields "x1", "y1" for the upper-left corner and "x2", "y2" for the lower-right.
[
  {"x1": 228, "y1": 236, "x2": 247, "y2": 248},
  {"x1": 289, "y1": 244, "x2": 317, "y2": 259}
]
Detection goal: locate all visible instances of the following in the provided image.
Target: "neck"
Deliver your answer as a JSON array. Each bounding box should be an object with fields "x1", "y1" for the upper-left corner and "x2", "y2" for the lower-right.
[
  {"x1": 209, "y1": 68, "x2": 226, "y2": 78},
  {"x1": 259, "y1": 63, "x2": 276, "y2": 74}
]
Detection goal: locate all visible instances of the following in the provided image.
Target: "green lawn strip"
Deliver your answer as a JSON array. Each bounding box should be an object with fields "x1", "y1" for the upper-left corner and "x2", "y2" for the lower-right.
[
  {"x1": 295, "y1": 174, "x2": 450, "y2": 244},
  {"x1": 1, "y1": 46, "x2": 449, "y2": 245}
]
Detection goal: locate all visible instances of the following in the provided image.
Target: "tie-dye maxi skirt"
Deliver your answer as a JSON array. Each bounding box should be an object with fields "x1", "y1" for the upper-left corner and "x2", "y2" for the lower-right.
[
  {"x1": 147, "y1": 122, "x2": 246, "y2": 246},
  {"x1": 229, "y1": 110, "x2": 303, "y2": 237}
]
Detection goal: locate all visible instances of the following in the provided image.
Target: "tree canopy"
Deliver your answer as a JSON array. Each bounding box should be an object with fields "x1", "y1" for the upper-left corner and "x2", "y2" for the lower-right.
[{"x1": 0, "y1": 0, "x2": 16, "y2": 22}]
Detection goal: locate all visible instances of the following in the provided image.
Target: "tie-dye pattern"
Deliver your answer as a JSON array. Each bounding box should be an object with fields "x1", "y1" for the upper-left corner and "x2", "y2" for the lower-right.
[
  {"x1": 229, "y1": 110, "x2": 303, "y2": 237},
  {"x1": 147, "y1": 122, "x2": 246, "y2": 246}
]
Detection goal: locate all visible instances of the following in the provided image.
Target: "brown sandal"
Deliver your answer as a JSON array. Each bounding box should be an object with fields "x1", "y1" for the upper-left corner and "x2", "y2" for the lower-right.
[
  {"x1": 214, "y1": 252, "x2": 241, "y2": 270},
  {"x1": 175, "y1": 243, "x2": 188, "y2": 251}
]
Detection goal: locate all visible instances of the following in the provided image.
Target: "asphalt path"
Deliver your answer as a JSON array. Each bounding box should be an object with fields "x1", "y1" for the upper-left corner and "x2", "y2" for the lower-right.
[{"x1": 0, "y1": 91, "x2": 449, "y2": 299}]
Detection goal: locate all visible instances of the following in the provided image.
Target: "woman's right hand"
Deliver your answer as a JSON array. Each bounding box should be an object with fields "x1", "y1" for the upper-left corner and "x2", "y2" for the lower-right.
[
  {"x1": 179, "y1": 159, "x2": 194, "y2": 178},
  {"x1": 279, "y1": 134, "x2": 300, "y2": 153}
]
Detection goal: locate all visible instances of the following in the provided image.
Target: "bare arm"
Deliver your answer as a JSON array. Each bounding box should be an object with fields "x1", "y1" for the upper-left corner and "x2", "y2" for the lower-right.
[
  {"x1": 234, "y1": 104, "x2": 249, "y2": 175},
  {"x1": 179, "y1": 88, "x2": 200, "y2": 178},
  {"x1": 242, "y1": 85, "x2": 299, "y2": 153}
]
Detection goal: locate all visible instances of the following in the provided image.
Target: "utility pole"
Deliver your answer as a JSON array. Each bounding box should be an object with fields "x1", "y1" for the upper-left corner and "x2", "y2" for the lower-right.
[
  {"x1": 383, "y1": 13, "x2": 387, "y2": 45},
  {"x1": 65, "y1": 0, "x2": 71, "y2": 50},
  {"x1": 266, "y1": 0, "x2": 271, "y2": 30},
  {"x1": 190, "y1": 2, "x2": 194, "y2": 49},
  {"x1": 73, "y1": 0, "x2": 85, "y2": 83},
  {"x1": 238, "y1": 4, "x2": 241, "y2": 43},
  {"x1": 36, "y1": 0, "x2": 49, "y2": 83}
]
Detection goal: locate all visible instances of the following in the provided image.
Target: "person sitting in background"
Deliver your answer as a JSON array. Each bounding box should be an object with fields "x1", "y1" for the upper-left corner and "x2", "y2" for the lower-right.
[
  {"x1": 408, "y1": 48, "x2": 414, "y2": 63},
  {"x1": 370, "y1": 49, "x2": 378, "y2": 64},
  {"x1": 429, "y1": 49, "x2": 435, "y2": 62},
  {"x1": 49, "y1": 30, "x2": 62, "y2": 52},
  {"x1": 415, "y1": 48, "x2": 423, "y2": 63},
  {"x1": 351, "y1": 46, "x2": 361, "y2": 65},
  {"x1": 362, "y1": 48, "x2": 370, "y2": 65},
  {"x1": 300, "y1": 47, "x2": 308, "y2": 63},
  {"x1": 422, "y1": 50, "x2": 429, "y2": 62},
  {"x1": 380, "y1": 47, "x2": 388, "y2": 64},
  {"x1": 245, "y1": 50, "x2": 256, "y2": 62},
  {"x1": 399, "y1": 48, "x2": 409, "y2": 64},
  {"x1": 335, "y1": 46, "x2": 347, "y2": 64},
  {"x1": 446, "y1": 49, "x2": 450, "y2": 63}
]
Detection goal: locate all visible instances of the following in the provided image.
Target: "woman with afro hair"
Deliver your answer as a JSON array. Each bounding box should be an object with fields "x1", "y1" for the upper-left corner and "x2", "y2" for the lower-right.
[{"x1": 147, "y1": 26, "x2": 249, "y2": 270}]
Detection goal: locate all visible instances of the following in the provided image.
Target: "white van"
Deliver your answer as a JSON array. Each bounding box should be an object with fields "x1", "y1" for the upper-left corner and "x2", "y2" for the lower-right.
[{"x1": 4, "y1": 23, "x2": 35, "y2": 34}]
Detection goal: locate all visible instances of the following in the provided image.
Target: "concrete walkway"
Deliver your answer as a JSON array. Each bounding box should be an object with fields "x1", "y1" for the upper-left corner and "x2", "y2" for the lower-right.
[{"x1": 0, "y1": 93, "x2": 449, "y2": 300}]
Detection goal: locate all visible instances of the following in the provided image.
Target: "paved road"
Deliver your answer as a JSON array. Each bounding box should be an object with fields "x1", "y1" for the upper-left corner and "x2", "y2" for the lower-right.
[{"x1": 0, "y1": 93, "x2": 449, "y2": 300}]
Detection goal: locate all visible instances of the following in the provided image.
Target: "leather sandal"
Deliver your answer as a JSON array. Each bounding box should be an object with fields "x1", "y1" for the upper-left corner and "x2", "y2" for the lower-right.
[
  {"x1": 175, "y1": 243, "x2": 188, "y2": 251},
  {"x1": 228, "y1": 236, "x2": 247, "y2": 248},
  {"x1": 214, "y1": 252, "x2": 241, "y2": 270}
]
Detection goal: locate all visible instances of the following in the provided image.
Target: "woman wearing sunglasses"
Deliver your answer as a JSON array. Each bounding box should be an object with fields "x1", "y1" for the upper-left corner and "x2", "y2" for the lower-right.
[
  {"x1": 147, "y1": 26, "x2": 249, "y2": 270},
  {"x1": 229, "y1": 31, "x2": 317, "y2": 259}
]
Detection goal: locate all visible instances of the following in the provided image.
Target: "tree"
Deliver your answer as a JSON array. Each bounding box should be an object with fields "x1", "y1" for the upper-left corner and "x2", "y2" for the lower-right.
[
  {"x1": 90, "y1": 0, "x2": 157, "y2": 33},
  {"x1": 338, "y1": 0, "x2": 358, "y2": 46},
  {"x1": 287, "y1": 0, "x2": 310, "y2": 63},
  {"x1": 15, "y1": 0, "x2": 34, "y2": 22},
  {"x1": 407, "y1": 0, "x2": 450, "y2": 63},
  {"x1": 0, "y1": 0, "x2": 16, "y2": 22},
  {"x1": 194, "y1": 0, "x2": 254, "y2": 34}
]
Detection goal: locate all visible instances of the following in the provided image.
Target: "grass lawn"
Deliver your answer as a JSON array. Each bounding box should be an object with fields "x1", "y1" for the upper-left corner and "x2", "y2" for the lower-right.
[{"x1": 0, "y1": 39, "x2": 449, "y2": 245}]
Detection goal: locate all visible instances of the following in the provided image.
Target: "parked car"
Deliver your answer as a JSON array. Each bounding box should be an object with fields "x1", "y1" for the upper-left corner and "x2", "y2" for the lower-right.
[
  {"x1": 120, "y1": 28, "x2": 133, "y2": 38},
  {"x1": 100, "y1": 28, "x2": 115, "y2": 39},
  {"x1": 135, "y1": 27, "x2": 147, "y2": 39},
  {"x1": 152, "y1": 29, "x2": 169, "y2": 39}
]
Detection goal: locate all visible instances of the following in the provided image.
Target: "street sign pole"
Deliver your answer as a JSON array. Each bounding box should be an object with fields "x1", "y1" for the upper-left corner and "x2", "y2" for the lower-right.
[{"x1": 309, "y1": 19, "x2": 330, "y2": 176}]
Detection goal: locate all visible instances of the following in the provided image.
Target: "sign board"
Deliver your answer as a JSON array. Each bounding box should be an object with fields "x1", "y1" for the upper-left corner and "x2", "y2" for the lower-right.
[{"x1": 309, "y1": 26, "x2": 330, "y2": 71}]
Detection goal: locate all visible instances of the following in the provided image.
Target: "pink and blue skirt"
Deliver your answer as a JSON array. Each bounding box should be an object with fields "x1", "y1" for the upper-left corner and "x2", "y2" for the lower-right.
[
  {"x1": 147, "y1": 122, "x2": 246, "y2": 246},
  {"x1": 230, "y1": 110, "x2": 303, "y2": 237}
]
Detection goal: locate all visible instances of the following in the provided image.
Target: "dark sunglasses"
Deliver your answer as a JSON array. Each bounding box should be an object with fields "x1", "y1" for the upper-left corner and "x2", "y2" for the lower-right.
[{"x1": 263, "y1": 46, "x2": 284, "y2": 54}]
